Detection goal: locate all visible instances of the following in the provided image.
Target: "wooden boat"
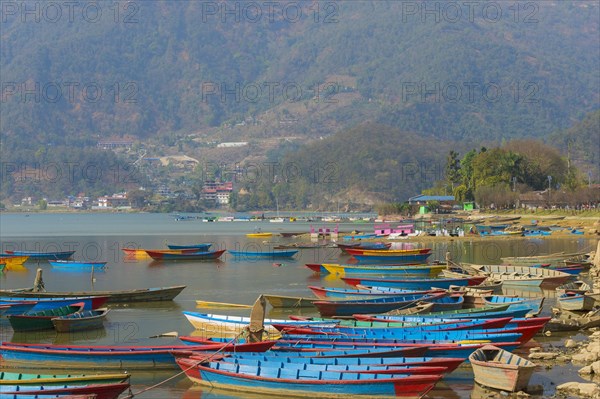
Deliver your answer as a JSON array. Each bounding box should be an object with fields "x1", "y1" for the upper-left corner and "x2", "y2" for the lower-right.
[
  {"x1": 246, "y1": 232, "x2": 273, "y2": 238},
  {"x1": 482, "y1": 296, "x2": 544, "y2": 314},
  {"x1": 8, "y1": 303, "x2": 85, "y2": 332},
  {"x1": 280, "y1": 232, "x2": 305, "y2": 237},
  {"x1": 52, "y1": 308, "x2": 110, "y2": 332},
  {"x1": 0, "y1": 382, "x2": 130, "y2": 399},
  {"x1": 182, "y1": 311, "x2": 339, "y2": 335},
  {"x1": 145, "y1": 249, "x2": 226, "y2": 261},
  {"x1": 500, "y1": 252, "x2": 588, "y2": 266},
  {"x1": 412, "y1": 307, "x2": 532, "y2": 320},
  {"x1": 337, "y1": 242, "x2": 392, "y2": 253},
  {"x1": 344, "y1": 248, "x2": 432, "y2": 256},
  {"x1": 123, "y1": 248, "x2": 199, "y2": 256},
  {"x1": 0, "y1": 255, "x2": 30, "y2": 267},
  {"x1": 448, "y1": 281, "x2": 503, "y2": 295},
  {"x1": 556, "y1": 280, "x2": 591, "y2": 295},
  {"x1": 312, "y1": 292, "x2": 448, "y2": 317},
  {"x1": 0, "y1": 300, "x2": 38, "y2": 316},
  {"x1": 49, "y1": 260, "x2": 108, "y2": 269},
  {"x1": 222, "y1": 353, "x2": 465, "y2": 373},
  {"x1": 1, "y1": 296, "x2": 108, "y2": 311},
  {"x1": 167, "y1": 243, "x2": 212, "y2": 250},
  {"x1": 286, "y1": 316, "x2": 511, "y2": 332},
  {"x1": 342, "y1": 276, "x2": 487, "y2": 290},
  {"x1": 425, "y1": 294, "x2": 464, "y2": 312},
  {"x1": 263, "y1": 294, "x2": 317, "y2": 308},
  {"x1": 557, "y1": 292, "x2": 597, "y2": 311},
  {"x1": 231, "y1": 341, "x2": 519, "y2": 361},
  {"x1": 468, "y1": 264, "x2": 573, "y2": 287},
  {"x1": 0, "y1": 285, "x2": 186, "y2": 303},
  {"x1": 0, "y1": 341, "x2": 274, "y2": 370},
  {"x1": 4, "y1": 250, "x2": 75, "y2": 260},
  {"x1": 176, "y1": 337, "x2": 277, "y2": 352},
  {"x1": 175, "y1": 357, "x2": 442, "y2": 399},
  {"x1": 228, "y1": 249, "x2": 299, "y2": 259},
  {"x1": 278, "y1": 325, "x2": 524, "y2": 345},
  {"x1": 308, "y1": 285, "x2": 444, "y2": 300},
  {"x1": 215, "y1": 357, "x2": 450, "y2": 377},
  {"x1": 121, "y1": 248, "x2": 152, "y2": 257},
  {"x1": 469, "y1": 345, "x2": 535, "y2": 392},
  {"x1": 0, "y1": 370, "x2": 129, "y2": 385},
  {"x1": 351, "y1": 253, "x2": 433, "y2": 264},
  {"x1": 319, "y1": 263, "x2": 445, "y2": 277},
  {"x1": 342, "y1": 233, "x2": 378, "y2": 240},
  {"x1": 195, "y1": 300, "x2": 252, "y2": 309}
]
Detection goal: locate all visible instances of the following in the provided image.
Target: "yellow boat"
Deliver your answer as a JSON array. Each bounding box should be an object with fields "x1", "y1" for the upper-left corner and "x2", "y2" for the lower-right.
[
  {"x1": 246, "y1": 232, "x2": 273, "y2": 238},
  {"x1": 321, "y1": 263, "x2": 446, "y2": 278},
  {"x1": 0, "y1": 256, "x2": 30, "y2": 267}
]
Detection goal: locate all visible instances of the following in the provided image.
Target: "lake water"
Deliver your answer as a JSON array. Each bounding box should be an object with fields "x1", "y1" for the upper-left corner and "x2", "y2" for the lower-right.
[{"x1": 0, "y1": 212, "x2": 597, "y2": 398}]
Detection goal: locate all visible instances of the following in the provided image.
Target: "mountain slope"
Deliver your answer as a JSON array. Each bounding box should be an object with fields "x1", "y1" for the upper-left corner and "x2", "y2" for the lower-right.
[{"x1": 1, "y1": 1, "x2": 598, "y2": 147}]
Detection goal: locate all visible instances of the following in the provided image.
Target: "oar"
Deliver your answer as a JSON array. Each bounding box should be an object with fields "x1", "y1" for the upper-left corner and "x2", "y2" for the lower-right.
[
  {"x1": 195, "y1": 300, "x2": 252, "y2": 309},
  {"x1": 149, "y1": 331, "x2": 179, "y2": 338}
]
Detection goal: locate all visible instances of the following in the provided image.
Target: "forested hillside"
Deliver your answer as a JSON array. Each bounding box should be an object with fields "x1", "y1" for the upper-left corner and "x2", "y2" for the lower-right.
[{"x1": 1, "y1": 1, "x2": 598, "y2": 146}]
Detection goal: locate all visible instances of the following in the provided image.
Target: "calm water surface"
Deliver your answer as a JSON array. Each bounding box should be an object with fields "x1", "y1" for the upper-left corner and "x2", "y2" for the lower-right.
[{"x1": 0, "y1": 213, "x2": 597, "y2": 398}]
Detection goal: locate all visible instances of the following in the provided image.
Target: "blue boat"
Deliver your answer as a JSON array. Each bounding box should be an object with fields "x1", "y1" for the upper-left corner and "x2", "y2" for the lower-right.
[
  {"x1": 342, "y1": 233, "x2": 378, "y2": 240},
  {"x1": 342, "y1": 276, "x2": 487, "y2": 291},
  {"x1": 308, "y1": 285, "x2": 442, "y2": 300},
  {"x1": 352, "y1": 253, "x2": 432, "y2": 264},
  {"x1": 175, "y1": 358, "x2": 442, "y2": 398},
  {"x1": 228, "y1": 250, "x2": 299, "y2": 259},
  {"x1": 220, "y1": 353, "x2": 465, "y2": 372},
  {"x1": 0, "y1": 300, "x2": 38, "y2": 316},
  {"x1": 48, "y1": 260, "x2": 107, "y2": 270},
  {"x1": 0, "y1": 341, "x2": 270, "y2": 370},
  {"x1": 425, "y1": 295, "x2": 465, "y2": 312},
  {"x1": 483, "y1": 296, "x2": 544, "y2": 315},
  {"x1": 0, "y1": 296, "x2": 108, "y2": 311},
  {"x1": 4, "y1": 250, "x2": 75, "y2": 260},
  {"x1": 278, "y1": 326, "x2": 523, "y2": 345},
  {"x1": 167, "y1": 243, "x2": 212, "y2": 251},
  {"x1": 215, "y1": 357, "x2": 450, "y2": 377},
  {"x1": 399, "y1": 307, "x2": 532, "y2": 320},
  {"x1": 270, "y1": 338, "x2": 521, "y2": 359},
  {"x1": 313, "y1": 292, "x2": 448, "y2": 317}
]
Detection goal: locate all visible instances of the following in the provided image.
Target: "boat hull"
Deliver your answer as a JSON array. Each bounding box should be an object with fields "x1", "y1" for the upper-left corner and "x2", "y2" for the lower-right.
[
  {"x1": 342, "y1": 277, "x2": 487, "y2": 290},
  {"x1": 52, "y1": 308, "x2": 110, "y2": 332},
  {"x1": 0, "y1": 285, "x2": 185, "y2": 303},
  {"x1": 145, "y1": 249, "x2": 226, "y2": 261},
  {"x1": 176, "y1": 358, "x2": 441, "y2": 399}
]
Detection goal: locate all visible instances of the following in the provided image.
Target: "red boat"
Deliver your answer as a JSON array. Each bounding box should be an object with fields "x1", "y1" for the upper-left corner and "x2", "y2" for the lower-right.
[
  {"x1": 145, "y1": 249, "x2": 226, "y2": 261},
  {"x1": 174, "y1": 337, "x2": 277, "y2": 352},
  {"x1": 0, "y1": 382, "x2": 130, "y2": 399},
  {"x1": 343, "y1": 248, "x2": 432, "y2": 256}
]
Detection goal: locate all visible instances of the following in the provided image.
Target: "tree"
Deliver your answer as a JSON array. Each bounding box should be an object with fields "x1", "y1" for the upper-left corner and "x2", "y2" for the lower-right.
[
  {"x1": 127, "y1": 189, "x2": 150, "y2": 209},
  {"x1": 460, "y1": 149, "x2": 477, "y2": 200},
  {"x1": 37, "y1": 199, "x2": 47, "y2": 210},
  {"x1": 445, "y1": 151, "x2": 461, "y2": 187}
]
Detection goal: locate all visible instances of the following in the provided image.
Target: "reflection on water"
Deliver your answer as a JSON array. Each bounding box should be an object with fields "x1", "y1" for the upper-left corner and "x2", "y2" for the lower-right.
[{"x1": 0, "y1": 214, "x2": 597, "y2": 399}]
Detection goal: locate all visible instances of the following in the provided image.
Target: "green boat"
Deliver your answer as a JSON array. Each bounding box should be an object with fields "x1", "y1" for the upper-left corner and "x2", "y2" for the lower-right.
[
  {"x1": 7, "y1": 303, "x2": 84, "y2": 332},
  {"x1": 0, "y1": 263, "x2": 5, "y2": 273},
  {"x1": 0, "y1": 370, "x2": 130, "y2": 385}
]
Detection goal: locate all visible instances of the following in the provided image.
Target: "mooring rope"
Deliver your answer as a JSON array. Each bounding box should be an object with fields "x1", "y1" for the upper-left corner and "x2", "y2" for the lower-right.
[{"x1": 122, "y1": 331, "x2": 244, "y2": 398}]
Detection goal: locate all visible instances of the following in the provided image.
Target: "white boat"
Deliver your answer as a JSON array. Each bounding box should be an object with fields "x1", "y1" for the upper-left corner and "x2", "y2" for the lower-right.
[
  {"x1": 467, "y1": 264, "x2": 573, "y2": 287},
  {"x1": 181, "y1": 312, "x2": 338, "y2": 335}
]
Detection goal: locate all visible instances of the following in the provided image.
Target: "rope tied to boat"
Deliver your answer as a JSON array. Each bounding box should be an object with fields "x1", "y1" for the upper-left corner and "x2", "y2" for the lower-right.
[{"x1": 121, "y1": 331, "x2": 244, "y2": 398}]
